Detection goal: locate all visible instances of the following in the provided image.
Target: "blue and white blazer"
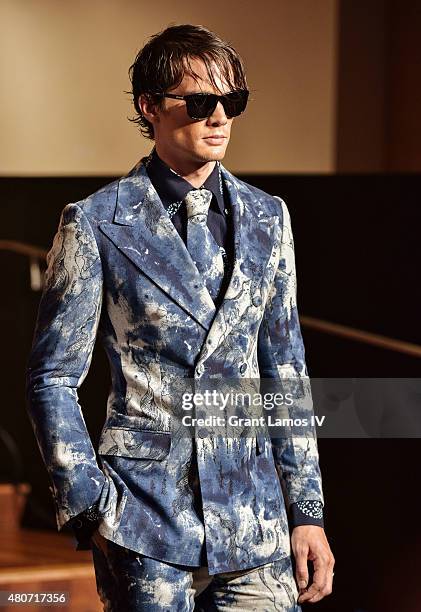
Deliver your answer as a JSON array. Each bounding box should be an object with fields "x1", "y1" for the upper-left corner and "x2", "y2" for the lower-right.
[{"x1": 25, "y1": 157, "x2": 324, "y2": 575}]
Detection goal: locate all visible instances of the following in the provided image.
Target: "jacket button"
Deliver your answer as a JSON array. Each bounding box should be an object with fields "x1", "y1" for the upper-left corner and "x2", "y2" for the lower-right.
[
  {"x1": 196, "y1": 363, "x2": 204, "y2": 376},
  {"x1": 252, "y1": 295, "x2": 262, "y2": 307},
  {"x1": 239, "y1": 363, "x2": 247, "y2": 374}
]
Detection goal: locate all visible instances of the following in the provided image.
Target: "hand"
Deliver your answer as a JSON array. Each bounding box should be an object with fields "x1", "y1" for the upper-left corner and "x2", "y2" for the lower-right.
[
  {"x1": 291, "y1": 525, "x2": 335, "y2": 604},
  {"x1": 91, "y1": 528, "x2": 109, "y2": 557}
]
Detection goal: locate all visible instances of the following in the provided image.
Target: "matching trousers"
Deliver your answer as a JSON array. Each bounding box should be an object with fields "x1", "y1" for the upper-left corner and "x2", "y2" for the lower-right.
[{"x1": 91, "y1": 538, "x2": 302, "y2": 611}]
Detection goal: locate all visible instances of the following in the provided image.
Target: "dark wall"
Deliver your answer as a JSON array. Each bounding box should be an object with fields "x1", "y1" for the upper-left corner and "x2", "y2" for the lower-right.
[
  {"x1": 1, "y1": 173, "x2": 420, "y2": 611},
  {"x1": 336, "y1": 0, "x2": 421, "y2": 173}
]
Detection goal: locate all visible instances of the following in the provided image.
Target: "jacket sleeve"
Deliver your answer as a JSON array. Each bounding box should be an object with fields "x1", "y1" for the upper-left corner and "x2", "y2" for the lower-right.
[
  {"x1": 257, "y1": 196, "x2": 325, "y2": 520},
  {"x1": 25, "y1": 202, "x2": 108, "y2": 531}
]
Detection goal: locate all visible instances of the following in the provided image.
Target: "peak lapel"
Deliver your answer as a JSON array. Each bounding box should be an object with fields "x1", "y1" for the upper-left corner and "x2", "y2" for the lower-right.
[
  {"x1": 197, "y1": 166, "x2": 279, "y2": 367},
  {"x1": 98, "y1": 160, "x2": 216, "y2": 330}
]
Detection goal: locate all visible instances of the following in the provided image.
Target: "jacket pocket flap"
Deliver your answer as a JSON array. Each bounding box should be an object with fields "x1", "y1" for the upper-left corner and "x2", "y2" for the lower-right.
[{"x1": 98, "y1": 427, "x2": 171, "y2": 459}]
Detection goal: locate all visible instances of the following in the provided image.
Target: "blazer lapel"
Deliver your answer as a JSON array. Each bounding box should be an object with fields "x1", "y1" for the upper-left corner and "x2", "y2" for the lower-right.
[
  {"x1": 98, "y1": 159, "x2": 216, "y2": 330},
  {"x1": 196, "y1": 165, "x2": 280, "y2": 365}
]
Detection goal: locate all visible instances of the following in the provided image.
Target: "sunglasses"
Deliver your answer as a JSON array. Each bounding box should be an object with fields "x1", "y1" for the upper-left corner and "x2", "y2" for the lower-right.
[{"x1": 154, "y1": 89, "x2": 249, "y2": 120}]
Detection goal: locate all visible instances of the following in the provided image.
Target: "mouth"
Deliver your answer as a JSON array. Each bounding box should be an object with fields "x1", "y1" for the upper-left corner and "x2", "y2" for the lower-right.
[{"x1": 203, "y1": 135, "x2": 227, "y2": 145}]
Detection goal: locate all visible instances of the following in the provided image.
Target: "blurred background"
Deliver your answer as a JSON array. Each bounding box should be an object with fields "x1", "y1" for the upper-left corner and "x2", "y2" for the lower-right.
[{"x1": 1, "y1": 1, "x2": 420, "y2": 610}]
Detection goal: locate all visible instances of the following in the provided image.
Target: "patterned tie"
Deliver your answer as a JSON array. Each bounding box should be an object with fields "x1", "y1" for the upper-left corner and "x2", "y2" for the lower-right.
[{"x1": 184, "y1": 188, "x2": 225, "y2": 302}]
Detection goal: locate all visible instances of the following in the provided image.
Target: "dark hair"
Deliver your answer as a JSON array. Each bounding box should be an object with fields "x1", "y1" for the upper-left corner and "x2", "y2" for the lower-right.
[{"x1": 127, "y1": 24, "x2": 248, "y2": 139}]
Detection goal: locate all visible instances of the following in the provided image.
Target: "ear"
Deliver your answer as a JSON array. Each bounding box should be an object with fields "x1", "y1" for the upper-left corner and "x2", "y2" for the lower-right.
[{"x1": 139, "y1": 94, "x2": 161, "y2": 124}]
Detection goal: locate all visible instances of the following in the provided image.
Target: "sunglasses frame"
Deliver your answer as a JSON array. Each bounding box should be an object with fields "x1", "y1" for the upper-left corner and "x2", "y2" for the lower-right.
[{"x1": 153, "y1": 89, "x2": 249, "y2": 120}]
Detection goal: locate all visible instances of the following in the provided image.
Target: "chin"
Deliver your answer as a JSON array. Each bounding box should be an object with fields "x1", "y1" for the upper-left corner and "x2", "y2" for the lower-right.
[{"x1": 195, "y1": 146, "x2": 228, "y2": 163}]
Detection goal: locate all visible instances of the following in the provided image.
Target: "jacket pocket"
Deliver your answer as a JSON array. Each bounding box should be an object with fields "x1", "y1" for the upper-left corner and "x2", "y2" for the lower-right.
[{"x1": 97, "y1": 427, "x2": 171, "y2": 460}]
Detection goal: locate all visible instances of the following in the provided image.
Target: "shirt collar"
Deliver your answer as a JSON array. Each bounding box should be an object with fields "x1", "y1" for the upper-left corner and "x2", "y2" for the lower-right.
[{"x1": 144, "y1": 147, "x2": 225, "y2": 215}]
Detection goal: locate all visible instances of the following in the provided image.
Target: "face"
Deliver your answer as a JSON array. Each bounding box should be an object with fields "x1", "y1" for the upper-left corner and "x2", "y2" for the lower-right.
[{"x1": 140, "y1": 57, "x2": 236, "y2": 172}]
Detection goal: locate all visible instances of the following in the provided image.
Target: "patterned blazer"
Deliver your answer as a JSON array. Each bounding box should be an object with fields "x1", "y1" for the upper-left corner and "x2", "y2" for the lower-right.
[{"x1": 25, "y1": 157, "x2": 324, "y2": 575}]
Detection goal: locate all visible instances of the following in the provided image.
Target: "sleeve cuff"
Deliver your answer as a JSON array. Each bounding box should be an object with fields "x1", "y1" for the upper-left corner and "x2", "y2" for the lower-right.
[
  {"x1": 68, "y1": 500, "x2": 103, "y2": 549},
  {"x1": 289, "y1": 500, "x2": 325, "y2": 529}
]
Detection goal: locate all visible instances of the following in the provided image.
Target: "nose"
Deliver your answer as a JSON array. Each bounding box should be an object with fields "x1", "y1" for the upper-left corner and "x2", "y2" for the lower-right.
[{"x1": 206, "y1": 100, "x2": 228, "y2": 126}]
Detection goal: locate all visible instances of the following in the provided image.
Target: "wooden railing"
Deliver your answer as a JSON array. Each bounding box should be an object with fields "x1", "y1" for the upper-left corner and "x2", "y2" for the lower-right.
[
  {"x1": 300, "y1": 315, "x2": 421, "y2": 358},
  {"x1": 0, "y1": 240, "x2": 47, "y2": 291}
]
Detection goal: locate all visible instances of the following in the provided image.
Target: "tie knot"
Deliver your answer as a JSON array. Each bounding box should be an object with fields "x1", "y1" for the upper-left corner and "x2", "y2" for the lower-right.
[{"x1": 184, "y1": 188, "x2": 213, "y2": 219}]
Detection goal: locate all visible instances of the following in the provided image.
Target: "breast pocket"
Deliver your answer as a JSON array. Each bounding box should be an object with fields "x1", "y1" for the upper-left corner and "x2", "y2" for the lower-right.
[{"x1": 98, "y1": 427, "x2": 171, "y2": 460}]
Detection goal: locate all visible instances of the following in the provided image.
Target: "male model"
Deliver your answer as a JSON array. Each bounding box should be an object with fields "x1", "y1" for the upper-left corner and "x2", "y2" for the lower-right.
[{"x1": 26, "y1": 24, "x2": 334, "y2": 611}]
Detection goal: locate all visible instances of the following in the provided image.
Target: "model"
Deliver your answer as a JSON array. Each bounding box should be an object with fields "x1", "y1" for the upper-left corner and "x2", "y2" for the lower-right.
[{"x1": 26, "y1": 23, "x2": 334, "y2": 610}]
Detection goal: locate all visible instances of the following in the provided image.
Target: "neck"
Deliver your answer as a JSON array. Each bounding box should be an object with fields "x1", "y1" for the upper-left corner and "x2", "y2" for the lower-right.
[{"x1": 154, "y1": 145, "x2": 216, "y2": 188}]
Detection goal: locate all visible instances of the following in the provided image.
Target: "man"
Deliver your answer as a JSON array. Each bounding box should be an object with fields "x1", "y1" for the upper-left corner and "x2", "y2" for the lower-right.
[{"x1": 26, "y1": 24, "x2": 334, "y2": 610}]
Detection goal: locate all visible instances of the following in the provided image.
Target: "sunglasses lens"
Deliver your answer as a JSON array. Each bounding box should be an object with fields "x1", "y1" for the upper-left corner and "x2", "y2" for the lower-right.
[
  {"x1": 222, "y1": 90, "x2": 249, "y2": 117},
  {"x1": 186, "y1": 94, "x2": 217, "y2": 119}
]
